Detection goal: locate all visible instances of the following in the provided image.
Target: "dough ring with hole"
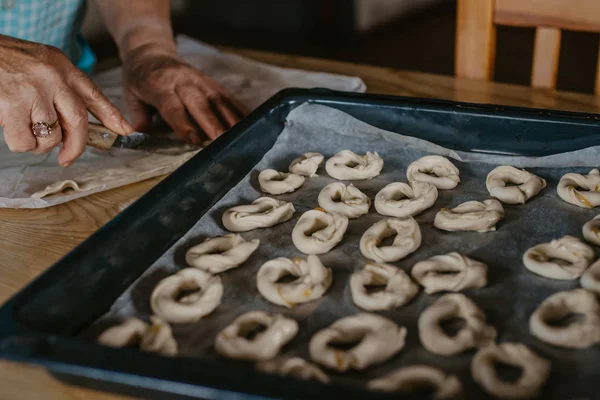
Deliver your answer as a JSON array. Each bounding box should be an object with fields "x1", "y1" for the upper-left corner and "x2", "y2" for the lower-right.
[
  {"x1": 292, "y1": 209, "x2": 348, "y2": 254},
  {"x1": 325, "y1": 150, "x2": 384, "y2": 180},
  {"x1": 350, "y1": 262, "x2": 419, "y2": 311},
  {"x1": 434, "y1": 199, "x2": 504, "y2": 232},
  {"x1": 583, "y1": 214, "x2": 600, "y2": 246},
  {"x1": 359, "y1": 217, "x2": 422, "y2": 262},
  {"x1": 557, "y1": 168, "x2": 600, "y2": 208},
  {"x1": 523, "y1": 235, "x2": 595, "y2": 280},
  {"x1": 581, "y1": 258, "x2": 600, "y2": 294},
  {"x1": 368, "y1": 365, "x2": 463, "y2": 399},
  {"x1": 309, "y1": 313, "x2": 407, "y2": 372},
  {"x1": 406, "y1": 155, "x2": 460, "y2": 190},
  {"x1": 258, "y1": 169, "x2": 305, "y2": 195},
  {"x1": 256, "y1": 357, "x2": 330, "y2": 383},
  {"x1": 486, "y1": 166, "x2": 546, "y2": 204},
  {"x1": 185, "y1": 234, "x2": 260, "y2": 274},
  {"x1": 374, "y1": 181, "x2": 438, "y2": 218},
  {"x1": 257, "y1": 255, "x2": 332, "y2": 307},
  {"x1": 150, "y1": 268, "x2": 223, "y2": 323},
  {"x1": 418, "y1": 293, "x2": 496, "y2": 356},
  {"x1": 97, "y1": 316, "x2": 178, "y2": 356},
  {"x1": 318, "y1": 182, "x2": 371, "y2": 218},
  {"x1": 215, "y1": 311, "x2": 298, "y2": 361},
  {"x1": 472, "y1": 342, "x2": 550, "y2": 399},
  {"x1": 411, "y1": 252, "x2": 488, "y2": 294},
  {"x1": 288, "y1": 152, "x2": 324, "y2": 177},
  {"x1": 529, "y1": 288, "x2": 600, "y2": 348},
  {"x1": 222, "y1": 197, "x2": 295, "y2": 232}
]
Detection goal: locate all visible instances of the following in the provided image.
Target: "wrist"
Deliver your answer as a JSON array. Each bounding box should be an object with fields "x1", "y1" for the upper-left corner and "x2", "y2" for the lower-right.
[{"x1": 118, "y1": 23, "x2": 177, "y2": 62}]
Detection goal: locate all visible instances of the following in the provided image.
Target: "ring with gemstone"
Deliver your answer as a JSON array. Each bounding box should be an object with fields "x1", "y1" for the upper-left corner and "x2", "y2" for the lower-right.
[{"x1": 31, "y1": 120, "x2": 60, "y2": 138}]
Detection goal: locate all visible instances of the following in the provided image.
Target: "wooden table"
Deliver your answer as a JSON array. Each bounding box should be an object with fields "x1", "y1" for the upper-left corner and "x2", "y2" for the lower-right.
[{"x1": 2, "y1": 49, "x2": 600, "y2": 400}]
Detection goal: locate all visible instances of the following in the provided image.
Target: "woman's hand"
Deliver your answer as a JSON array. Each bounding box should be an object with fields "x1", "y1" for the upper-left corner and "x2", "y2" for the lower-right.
[{"x1": 0, "y1": 35, "x2": 132, "y2": 166}]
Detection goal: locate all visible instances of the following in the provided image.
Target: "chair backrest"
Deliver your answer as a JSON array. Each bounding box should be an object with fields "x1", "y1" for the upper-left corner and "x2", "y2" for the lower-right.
[{"x1": 455, "y1": 0, "x2": 600, "y2": 93}]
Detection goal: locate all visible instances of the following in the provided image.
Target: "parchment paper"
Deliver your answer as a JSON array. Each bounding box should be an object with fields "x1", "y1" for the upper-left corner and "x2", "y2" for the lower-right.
[{"x1": 88, "y1": 104, "x2": 600, "y2": 399}]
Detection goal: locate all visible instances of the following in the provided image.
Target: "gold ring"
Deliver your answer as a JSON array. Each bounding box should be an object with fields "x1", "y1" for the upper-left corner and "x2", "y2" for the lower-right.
[{"x1": 32, "y1": 120, "x2": 60, "y2": 138}]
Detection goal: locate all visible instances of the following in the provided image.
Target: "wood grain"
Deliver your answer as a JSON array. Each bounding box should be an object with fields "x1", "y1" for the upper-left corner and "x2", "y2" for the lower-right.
[
  {"x1": 531, "y1": 27, "x2": 562, "y2": 89},
  {"x1": 455, "y1": 0, "x2": 496, "y2": 80}
]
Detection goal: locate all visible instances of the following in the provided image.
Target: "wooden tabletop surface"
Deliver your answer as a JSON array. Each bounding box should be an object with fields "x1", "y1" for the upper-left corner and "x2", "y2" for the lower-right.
[{"x1": 2, "y1": 48, "x2": 600, "y2": 400}]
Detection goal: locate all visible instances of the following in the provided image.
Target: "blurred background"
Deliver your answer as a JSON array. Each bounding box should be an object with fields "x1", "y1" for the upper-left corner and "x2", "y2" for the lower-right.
[{"x1": 83, "y1": 0, "x2": 598, "y2": 94}]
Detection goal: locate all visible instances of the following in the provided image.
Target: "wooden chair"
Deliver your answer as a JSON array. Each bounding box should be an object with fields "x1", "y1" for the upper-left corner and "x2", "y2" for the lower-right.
[{"x1": 455, "y1": 0, "x2": 600, "y2": 93}]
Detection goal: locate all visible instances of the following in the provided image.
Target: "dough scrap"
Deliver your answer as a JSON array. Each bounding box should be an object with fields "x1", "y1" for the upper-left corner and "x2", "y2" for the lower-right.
[
  {"x1": 256, "y1": 357, "x2": 330, "y2": 383},
  {"x1": 185, "y1": 234, "x2": 259, "y2": 274},
  {"x1": 434, "y1": 199, "x2": 504, "y2": 232},
  {"x1": 258, "y1": 169, "x2": 305, "y2": 195},
  {"x1": 318, "y1": 182, "x2": 370, "y2": 219},
  {"x1": 486, "y1": 166, "x2": 546, "y2": 204},
  {"x1": 359, "y1": 217, "x2": 422, "y2": 262},
  {"x1": 374, "y1": 181, "x2": 438, "y2": 218},
  {"x1": 581, "y1": 258, "x2": 600, "y2": 294},
  {"x1": 557, "y1": 168, "x2": 600, "y2": 208},
  {"x1": 411, "y1": 252, "x2": 487, "y2": 294},
  {"x1": 292, "y1": 209, "x2": 348, "y2": 254},
  {"x1": 406, "y1": 155, "x2": 460, "y2": 190},
  {"x1": 288, "y1": 152, "x2": 324, "y2": 177},
  {"x1": 325, "y1": 150, "x2": 383, "y2": 180},
  {"x1": 368, "y1": 365, "x2": 462, "y2": 399},
  {"x1": 523, "y1": 235, "x2": 595, "y2": 280},
  {"x1": 222, "y1": 197, "x2": 295, "y2": 232},
  {"x1": 583, "y1": 214, "x2": 600, "y2": 246}
]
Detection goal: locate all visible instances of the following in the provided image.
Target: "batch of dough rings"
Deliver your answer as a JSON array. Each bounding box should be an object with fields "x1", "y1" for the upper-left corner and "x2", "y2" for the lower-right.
[
  {"x1": 522, "y1": 235, "x2": 595, "y2": 280},
  {"x1": 292, "y1": 209, "x2": 348, "y2": 254},
  {"x1": 317, "y1": 182, "x2": 371, "y2": 219},
  {"x1": 411, "y1": 252, "x2": 487, "y2": 294},
  {"x1": 374, "y1": 181, "x2": 438, "y2": 218},
  {"x1": 557, "y1": 168, "x2": 600, "y2": 208},
  {"x1": 288, "y1": 152, "x2": 324, "y2": 177},
  {"x1": 325, "y1": 150, "x2": 384, "y2": 180},
  {"x1": 434, "y1": 199, "x2": 504, "y2": 232},
  {"x1": 185, "y1": 234, "x2": 260, "y2": 274},
  {"x1": 256, "y1": 357, "x2": 330, "y2": 383},
  {"x1": 529, "y1": 288, "x2": 600, "y2": 348},
  {"x1": 581, "y1": 259, "x2": 600, "y2": 294},
  {"x1": 472, "y1": 342, "x2": 550, "y2": 399},
  {"x1": 150, "y1": 268, "x2": 223, "y2": 323},
  {"x1": 406, "y1": 155, "x2": 460, "y2": 190},
  {"x1": 583, "y1": 214, "x2": 600, "y2": 246},
  {"x1": 222, "y1": 197, "x2": 295, "y2": 232},
  {"x1": 367, "y1": 365, "x2": 463, "y2": 399},
  {"x1": 418, "y1": 293, "x2": 496, "y2": 356},
  {"x1": 350, "y1": 262, "x2": 419, "y2": 311},
  {"x1": 359, "y1": 217, "x2": 422, "y2": 262},
  {"x1": 309, "y1": 313, "x2": 406, "y2": 372},
  {"x1": 258, "y1": 169, "x2": 305, "y2": 195},
  {"x1": 215, "y1": 311, "x2": 298, "y2": 361},
  {"x1": 256, "y1": 255, "x2": 333, "y2": 307},
  {"x1": 486, "y1": 166, "x2": 547, "y2": 204}
]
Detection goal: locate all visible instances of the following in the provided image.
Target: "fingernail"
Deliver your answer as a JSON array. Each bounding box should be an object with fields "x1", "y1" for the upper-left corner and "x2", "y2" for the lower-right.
[
  {"x1": 61, "y1": 161, "x2": 73, "y2": 168},
  {"x1": 121, "y1": 119, "x2": 135, "y2": 134}
]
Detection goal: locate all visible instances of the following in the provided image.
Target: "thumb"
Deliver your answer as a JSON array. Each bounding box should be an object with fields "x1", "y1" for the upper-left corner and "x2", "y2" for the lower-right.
[{"x1": 125, "y1": 91, "x2": 152, "y2": 132}]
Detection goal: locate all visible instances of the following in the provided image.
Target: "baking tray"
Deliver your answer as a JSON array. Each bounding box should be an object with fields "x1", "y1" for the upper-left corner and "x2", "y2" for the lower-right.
[{"x1": 1, "y1": 88, "x2": 600, "y2": 400}]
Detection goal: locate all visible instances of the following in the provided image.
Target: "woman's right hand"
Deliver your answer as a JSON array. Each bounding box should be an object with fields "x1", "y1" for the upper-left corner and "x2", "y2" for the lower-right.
[{"x1": 0, "y1": 35, "x2": 132, "y2": 167}]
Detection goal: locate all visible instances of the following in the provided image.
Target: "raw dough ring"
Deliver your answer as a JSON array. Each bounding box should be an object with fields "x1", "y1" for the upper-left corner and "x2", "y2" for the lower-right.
[
  {"x1": 292, "y1": 209, "x2": 349, "y2": 254},
  {"x1": 359, "y1": 217, "x2": 422, "y2": 262},
  {"x1": 185, "y1": 234, "x2": 260, "y2": 273},
  {"x1": 258, "y1": 169, "x2": 305, "y2": 195},
  {"x1": 406, "y1": 155, "x2": 460, "y2": 190},
  {"x1": 222, "y1": 197, "x2": 295, "y2": 232},
  {"x1": 529, "y1": 288, "x2": 600, "y2": 348},
  {"x1": 309, "y1": 313, "x2": 407, "y2": 372},
  {"x1": 257, "y1": 255, "x2": 333, "y2": 307},
  {"x1": 581, "y1": 258, "x2": 600, "y2": 294},
  {"x1": 350, "y1": 262, "x2": 419, "y2": 311},
  {"x1": 411, "y1": 252, "x2": 488, "y2": 294},
  {"x1": 557, "y1": 168, "x2": 600, "y2": 208},
  {"x1": 434, "y1": 199, "x2": 504, "y2": 232},
  {"x1": 472, "y1": 342, "x2": 550, "y2": 399},
  {"x1": 486, "y1": 166, "x2": 546, "y2": 204},
  {"x1": 256, "y1": 357, "x2": 330, "y2": 383},
  {"x1": 523, "y1": 235, "x2": 595, "y2": 280},
  {"x1": 150, "y1": 268, "x2": 223, "y2": 323},
  {"x1": 368, "y1": 365, "x2": 463, "y2": 399},
  {"x1": 374, "y1": 181, "x2": 438, "y2": 218},
  {"x1": 288, "y1": 152, "x2": 324, "y2": 177},
  {"x1": 583, "y1": 214, "x2": 600, "y2": 246},
  {"x1": 215, "y1": 311, "x2": 298, "y2": 361},
  {"x1": 325, "y1": 150, "x2": 384, "y2": 180},
  {"x1": 97, "y1": 316, "x2": 178, "y2": 356},
  {"x1": 318, "y1": 182, "x2": 371, "y2": 219},
  {"x1": 418, "y1": 293, "x2": 496, "y2": 356}
]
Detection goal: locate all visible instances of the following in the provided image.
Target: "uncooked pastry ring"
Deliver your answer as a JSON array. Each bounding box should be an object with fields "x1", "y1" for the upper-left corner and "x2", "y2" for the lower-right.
[
  {"x1": 374, "y1": 181, "x2": 438, "y2": 218},
  {"x1": 350, "y1": 262, "x2": 419, "y2": 311},
  {"x1": 258, "y1": 169, "x2": 305, "y2": 195},
  {"x1": 97, "y1": 316, "x2": 178, "y2": 356},
  {"x1": 406, "y1": 155, "x2": 460, "y2": 190},
  {"x1": 583, "y1": 214, "x2": 600, "y2": 246},
  {"x1": 309, "y1": 313, "x2": 406, "y2": 372},
  {"x1": 222, "y1": 197, "x2": 295, "y2": 232},
  {"x1": 318, "y1": 182, "x2": 371, "y2": 219},
  {"x1": 581, "y1": 258, "x2": 600, "y2": 294},
  {"x1": 486, "y1": 166, "x2": 546, "y2": 204},
  {"x1": 288, "y1": 152, "x2": 324, "y2": 177},
  {"x1": 411, "y1": 252, "x2": 488, "y2": 294},
  {"x1": 185, "y1": 234, "x2": 260, "y2": 273},
  {"x1": 256, "y1": 357, "x2": 330, "y2": 383},
  {"x1": 367, "y1": 365, "x2": 463, "y2": 399},
  {"x1": 150, "y1": 268, "x2": 223, "y2": 323},
  {"x1": 557, "y1": 168, "x2": 600, "y2": 208},
  {"x1": 292, "y1": 209, "x2": 349, "y2": 254},
  {"x1": 359, "y1": 217, "x2": 422, "y2": 262},
  {"x1": 522, "y1": 235, "x2": 595, "y2": 280},
  {"x1": 257, "y1": 255, "x2": 333, "y2": 307},
  {"x1": 418, "y1": 293, "x2": 496, "y2": 356},
  {"x1": 472, "y1": 342, "x2": 550, "y2": 399},
  {"x1": 434, "y1": 199, "x2": 504, "y2": 232},
  {"x1": 325, "y1": 150, "x2": 384, "y2": 180},
  {"x1": 215, "y1": 311, "x2": 298, "y2": 361},
  {"x1": 529, "y1": 288, "x2": 600, "y2": 348}
]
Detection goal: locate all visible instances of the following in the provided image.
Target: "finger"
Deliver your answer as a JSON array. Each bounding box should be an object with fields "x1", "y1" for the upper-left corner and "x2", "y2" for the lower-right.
[
  {"x1": 125, "y1": 91, "x2": 151, "y2": 132},
  {"x1": 203, "y1": 79, "x2": 250, "y2": 118},
  {"x1": 54, "y1": 88, "x2": 89, "y2": 167},
  {"x1": 2, "y1": 112, "x2": 37, "y2": 153},
  {"x1": 176, "y1": 85, "x2": 225, "y2": 140},
  {"x1": 212, "y1": 94, "x2": 241, "y2": 129},
  {"x1": 155, "y1": 94, "x2": 200, "y2": 144},
  {"x1": 30, "y1": 96, "x2": 62, "y2": 155}
]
